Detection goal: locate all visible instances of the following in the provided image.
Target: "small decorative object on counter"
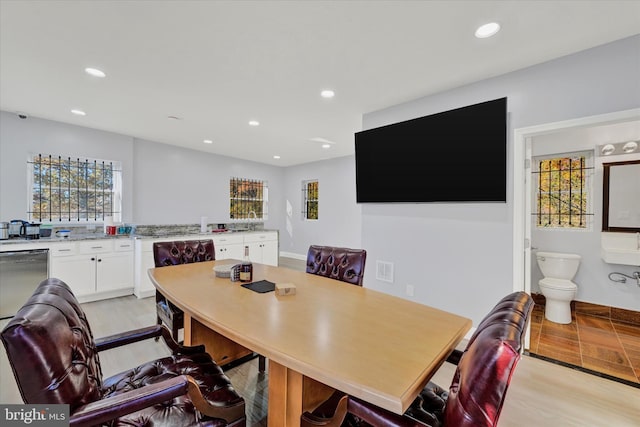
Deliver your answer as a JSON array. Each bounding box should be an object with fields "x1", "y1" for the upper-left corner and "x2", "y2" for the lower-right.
[
  {"x1": 56, "y1": 229, "x2": 71, "y2": 239},
  {"x1": 275, "y1": 282, "x2": 296, "y2": 296},
  {"x1": 240, "y1": 246, "x2": 253, "y2": 282}
]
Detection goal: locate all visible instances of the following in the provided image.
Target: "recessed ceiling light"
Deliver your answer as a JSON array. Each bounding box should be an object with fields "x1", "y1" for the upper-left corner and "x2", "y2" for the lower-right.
[
  {"x1": 475, "y1": 22, "x2": 500, "y2": 38},
  {"x1": 84, "y1": 67, "x2": 106, "y2": 78},
  {"x1": 249, "y1": 120, "x2": 260, "y2": 126},
  {"x1": 622, "y1": 141, "x2": 638, "y2": 153},
  {"x1": 203, "y1": 139, "x2": 213, "y2": 144},
  {"x1": 601, "y1": 144, "x2": 616, "y2": 155},
  {"x1": 320, "y1": 89, "x2": 335, "y2": 98},
  {"x1": 71, "y1": 109, "x2": 86, "y2": 116},
  {"x1": 322, "y1": 144, "x2": 331, "y2": 149},
  {"x1": 273, "y1": 155, "x2": 281, "y2": 159}
]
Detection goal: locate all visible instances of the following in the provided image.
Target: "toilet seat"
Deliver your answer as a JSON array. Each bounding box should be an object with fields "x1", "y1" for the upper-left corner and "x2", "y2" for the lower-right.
[{"x1": 539, "y1": 278, "x2": 577, "y2": 291}]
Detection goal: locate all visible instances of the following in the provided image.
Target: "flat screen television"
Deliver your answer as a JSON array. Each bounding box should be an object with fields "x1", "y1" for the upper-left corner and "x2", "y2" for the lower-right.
[{"x1": 355, "y1": 97, "x2": 507, "y2": 203}]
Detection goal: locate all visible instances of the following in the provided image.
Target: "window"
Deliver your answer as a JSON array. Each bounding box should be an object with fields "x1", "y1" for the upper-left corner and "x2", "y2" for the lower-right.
[
  {"x1": 230, "y1": 177, "x2": 268, "y2": 220},
  {"x1": 533, "y1": 151, "x2": 593, "y2": 229},
  {"x1": 28, "y1": 154, "x2": 122, "y2": 222},
  {"x1": 302, "y1": 180, "x2": 318, "y2": 220}
]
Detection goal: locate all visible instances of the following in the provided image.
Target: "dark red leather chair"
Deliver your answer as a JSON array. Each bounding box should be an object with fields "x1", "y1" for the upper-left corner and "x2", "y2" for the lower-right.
[
  {"x1": 301, "y1": 291, "x2": 534, "y2": 427},
  {"x1": 306, "y1": 245, "x2": 367, "y2": 286},
  {"x1": 1, "y1": 278, "x2": 246, "y2": 427},
  {"x1": 154, "y1": 240, "x2": 215, "y2": 341}
]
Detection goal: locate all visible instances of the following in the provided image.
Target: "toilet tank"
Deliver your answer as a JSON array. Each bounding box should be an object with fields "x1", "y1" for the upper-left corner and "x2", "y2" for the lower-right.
[{"x1": 536, "y1": 251, "x2": 581, "y2": 280}]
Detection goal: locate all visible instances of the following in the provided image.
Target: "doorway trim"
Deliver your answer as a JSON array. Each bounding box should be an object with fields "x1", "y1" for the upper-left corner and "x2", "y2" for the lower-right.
[{"x1": 512, "y1": 108, "x2": 640, "y2": 295}]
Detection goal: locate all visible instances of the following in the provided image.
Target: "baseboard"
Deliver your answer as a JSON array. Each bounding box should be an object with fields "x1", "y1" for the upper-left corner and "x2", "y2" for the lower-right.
[{"x1": 279, "y1": 251, "x2": 306, "y2": 261}]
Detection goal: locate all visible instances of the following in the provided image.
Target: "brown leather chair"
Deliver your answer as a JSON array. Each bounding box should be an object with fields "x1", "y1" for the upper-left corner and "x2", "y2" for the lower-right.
[
  {"x1": 154, "y1": 240, "x2": 215, "y2": 342},
  {"x1": 306, "y1": 245, "x2": 367, "y2": 286},
  {"x1": 301, "y1": 291, "x2": 534, "y2": 427},
  {"x1": 1, "y1": 278, "x2": 246, "y2": 427}
]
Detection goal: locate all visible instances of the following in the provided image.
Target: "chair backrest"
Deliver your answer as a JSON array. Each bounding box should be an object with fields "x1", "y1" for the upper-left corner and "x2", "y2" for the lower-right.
[
  {"x1": 1, "y1": 278, "x2": 104, "y2": 411},
  {"x1": 306, "y1": 245, "x2": 367, "y2": 286},
  {"x1": 442, "y1": 291, "x2": 534, "y2": 427},
  {"x1": 153, "y1": 239, "x2": 215, "y2": 267}
]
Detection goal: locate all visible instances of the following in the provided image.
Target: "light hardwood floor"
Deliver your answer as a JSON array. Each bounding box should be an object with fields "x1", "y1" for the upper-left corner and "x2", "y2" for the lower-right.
[{"x1": 1, "y1": 262, "x2": 639, "y2": 426}]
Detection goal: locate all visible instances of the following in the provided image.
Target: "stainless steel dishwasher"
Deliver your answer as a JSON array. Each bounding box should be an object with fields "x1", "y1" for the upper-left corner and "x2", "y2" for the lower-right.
[{"x1": 0, "y1": 249, "x2": 49, "y2": 318}]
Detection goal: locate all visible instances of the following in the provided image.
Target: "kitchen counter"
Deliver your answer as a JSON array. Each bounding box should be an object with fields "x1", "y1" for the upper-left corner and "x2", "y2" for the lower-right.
[
  {"x1": 0, "y1": 230, "x2": 278, "y2": 247},
  {"x1": 0, "y1": 234, "x2": 134, "y2": 246}
]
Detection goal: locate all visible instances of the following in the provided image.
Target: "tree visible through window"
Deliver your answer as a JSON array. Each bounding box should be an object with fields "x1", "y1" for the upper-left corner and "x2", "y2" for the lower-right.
[
  {"x1": 28, "y1": 154, "x2": 122, "y2": 222},
  {"x1": 230, "y1": 177, "x2": 267, "y2": 220},
  {"x1": 534, "y1": 152, "x2": 592, "y2": 228},
  {"x1": 302, "y1": 180, "x2": 318, "y2": 220}
]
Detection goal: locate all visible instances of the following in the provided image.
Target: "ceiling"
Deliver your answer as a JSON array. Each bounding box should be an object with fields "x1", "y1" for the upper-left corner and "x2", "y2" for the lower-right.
[{"x1": 1, "y1": 1, "x2": 639, "y2": 167}]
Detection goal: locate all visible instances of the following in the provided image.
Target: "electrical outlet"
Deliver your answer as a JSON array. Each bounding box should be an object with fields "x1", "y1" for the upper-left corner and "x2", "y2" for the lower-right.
[{"x1": 406, "y1": 284, "x2": 414, "y2": 297}]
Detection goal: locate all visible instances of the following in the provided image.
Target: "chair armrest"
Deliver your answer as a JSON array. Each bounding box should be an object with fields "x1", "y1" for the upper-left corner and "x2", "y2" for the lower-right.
[
  {"x1": 70, "y1": 375, "x2": 244, "y2": 427},
  {"x1": 301, "y1": 392, "x2": 348, "y2": 427},
  {"x1": 70, "y1": 375, "x2": 189, "y2": 427},
  {"x1": 95, "y1": 324, "x2": 205, "y2": 354},
  {"x1": 347, "y1": 396, "x2": 424, "y2": 427}
]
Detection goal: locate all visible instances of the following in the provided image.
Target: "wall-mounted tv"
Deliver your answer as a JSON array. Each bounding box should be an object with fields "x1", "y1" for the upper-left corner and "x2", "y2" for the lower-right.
[{"x1": 355, "y1": 97, "x2": 507, "y2": 203}]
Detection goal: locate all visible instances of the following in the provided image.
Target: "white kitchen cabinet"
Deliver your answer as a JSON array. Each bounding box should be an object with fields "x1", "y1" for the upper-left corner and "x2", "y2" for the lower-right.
[
  {"x1": 49, "y1": 239, "x2": 133, "y2": 302},
  {"x1": 244, "y1": 232, "x2": 279, "y2": 266},
  {"x1": 212, "y1": 234, "x2": 244, "y2": 260}
]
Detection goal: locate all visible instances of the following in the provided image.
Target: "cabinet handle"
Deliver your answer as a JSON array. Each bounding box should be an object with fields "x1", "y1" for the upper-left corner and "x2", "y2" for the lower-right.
[
  {"x1": 91, "y1": 246, "x2": 103, "y2": 249},
  {"x1": 57, "y1": 249, "x2": 72, "y2": 252},
  {"x1": 97, "y1": 259, "x2": 102, "y2": 262},
  {"x1": 119, "y1": 244, "x2": 131, "y2": 248},
  {"x1": 91, "y1": 257, "x2": 95, "y2": 261}
]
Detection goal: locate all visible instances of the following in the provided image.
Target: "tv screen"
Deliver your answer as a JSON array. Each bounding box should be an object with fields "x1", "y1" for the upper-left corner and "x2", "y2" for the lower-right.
[{"x1": 355, "y1": 97, "x2": 507, "y2": 203}]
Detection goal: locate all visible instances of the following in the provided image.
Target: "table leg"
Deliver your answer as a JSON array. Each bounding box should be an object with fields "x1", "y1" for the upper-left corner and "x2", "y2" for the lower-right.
[
  {"x1": 268, "y1": 360, "x2": 303, "y2": 427},
  {"x1": 183, "y1": 313, "x2": 192, "y2": 346}
]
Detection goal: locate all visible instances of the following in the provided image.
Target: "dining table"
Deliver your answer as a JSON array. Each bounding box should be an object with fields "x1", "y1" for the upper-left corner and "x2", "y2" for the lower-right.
[{"x1": 149, "y1": 259, "x2": 471, "y2": 427}]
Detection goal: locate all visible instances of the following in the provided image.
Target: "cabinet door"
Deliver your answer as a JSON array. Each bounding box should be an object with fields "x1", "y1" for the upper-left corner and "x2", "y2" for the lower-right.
[
  {"x1": 97, "y1": 251, "x2": 133, "y2": 292},
  {"x1": 247, "y1": 242, "x2": 263, "y2": 264},
  {"x1": 260, "y1": 240, "x2": 279, "y2": 266},
  {"x1": 49, "y1": 256, "x2": 95, "y2": 297},
  {"x1": 224, "y1": 243, "x2": 245, "y2": 261}
]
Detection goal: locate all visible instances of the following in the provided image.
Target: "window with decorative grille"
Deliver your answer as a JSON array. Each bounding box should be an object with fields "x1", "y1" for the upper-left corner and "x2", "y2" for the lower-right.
[
  {"x1": 28, "y1": 154, "x2": 122, "y2": 222},
  {"x1": 229, "y1": 177, "x2": 268, "y2": 220},
  {"x1": 302, "y1": 180, "x2": 318, "y2": 220},
  {"x1": 533, "y1": 151, "x2": 593, "y2": 229}
]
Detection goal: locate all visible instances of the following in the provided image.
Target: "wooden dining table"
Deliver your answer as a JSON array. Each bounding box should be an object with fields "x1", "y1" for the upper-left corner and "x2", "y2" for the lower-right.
[{"x1": 149, "y1": 259, "x2": 471, "y2": 427}]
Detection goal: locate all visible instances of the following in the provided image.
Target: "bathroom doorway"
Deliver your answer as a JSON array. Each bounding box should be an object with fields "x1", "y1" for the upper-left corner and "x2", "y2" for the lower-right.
[{"x1": 513, "y1": 108, "x2": 640, "y2": 385}]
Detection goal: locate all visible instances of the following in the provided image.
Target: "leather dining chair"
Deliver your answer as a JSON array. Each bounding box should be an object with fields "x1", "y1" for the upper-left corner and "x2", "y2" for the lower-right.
[
  {"x1": 306, "y1": 245, "x2": 367, "y2": 286},
  {"x1": 1, "y1": 278, "x2": 246, "y2": 427},
  {"x1": 301, "y1": 291, "x2": 534, "y2": 427},
  {"x1": 154, "y1": 239, "x2": 215, "y2": 342}
]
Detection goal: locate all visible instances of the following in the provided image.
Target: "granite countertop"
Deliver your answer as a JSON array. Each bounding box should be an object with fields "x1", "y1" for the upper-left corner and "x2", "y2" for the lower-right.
[{"x1": 0, "y1": 234, "x2": 134, "y2": 245}]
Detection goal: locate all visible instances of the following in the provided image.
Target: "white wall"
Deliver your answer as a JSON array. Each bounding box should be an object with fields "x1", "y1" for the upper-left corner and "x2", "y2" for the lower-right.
[
  {"x1": 530, "y1": 122, "x2": 640, "y2": 310},
  {"x1": 360, "y1": 35, "x2": 640, "y2": 324},
  {"x1": 0, "y1": 111, "x2": 135, "y2": 222},
  {"x1": 280, "y1": 155, "x2": 361, "y2": 257},
  {"x1": 132, "y1": 138, "x2": 285, "y2": 229},
  {"x1": 0, "y1": 112, "x2": 285, "y2": 233}
]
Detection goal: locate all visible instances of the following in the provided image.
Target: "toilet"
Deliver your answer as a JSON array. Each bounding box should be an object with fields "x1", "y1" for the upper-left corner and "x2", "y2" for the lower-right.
[{"x1": 536, "y1": 251, "x2": 581, "y2": 324}]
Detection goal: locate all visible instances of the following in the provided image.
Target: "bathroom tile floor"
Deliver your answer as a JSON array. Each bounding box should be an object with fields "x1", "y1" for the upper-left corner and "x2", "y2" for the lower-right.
[{"x1": 529, "y1": 302, "x2": 640, "y2": 385}]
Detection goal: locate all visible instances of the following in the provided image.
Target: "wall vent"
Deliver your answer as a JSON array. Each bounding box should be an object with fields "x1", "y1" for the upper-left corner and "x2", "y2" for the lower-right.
[{"x1": 376, "y1": 261, "x2": 394, "y2": 283}]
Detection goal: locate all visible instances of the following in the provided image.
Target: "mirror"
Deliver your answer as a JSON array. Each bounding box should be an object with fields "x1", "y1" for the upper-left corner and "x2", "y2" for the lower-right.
[{"x1": 602, "y1": 160, "x2": 640, "y2": 232}]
